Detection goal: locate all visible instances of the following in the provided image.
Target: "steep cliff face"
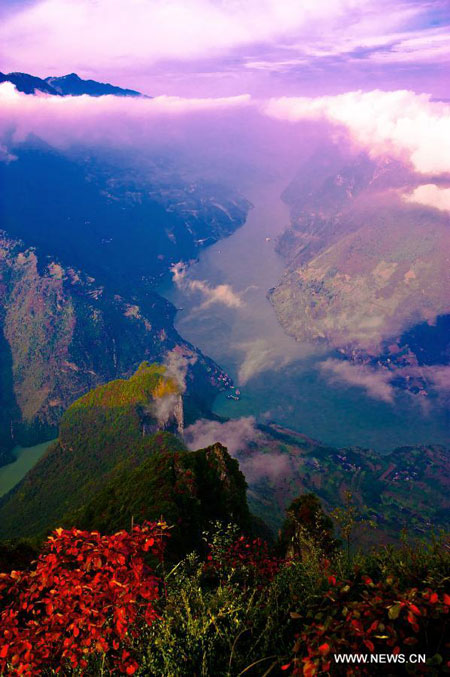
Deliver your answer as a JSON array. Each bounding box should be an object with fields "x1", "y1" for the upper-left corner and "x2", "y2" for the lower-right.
[
  {"x1": 0, "y1": 364, "x2": 249, "y2": 545},
  {"x1": 0, "y1": 309, "x2": 18, "y2": 465},
  {"x1": 0, "y1": 143, "x2": 251, "y2": 298},
  {"x1": 141, "y1": 394, "x2": 184, "y2": 436}
]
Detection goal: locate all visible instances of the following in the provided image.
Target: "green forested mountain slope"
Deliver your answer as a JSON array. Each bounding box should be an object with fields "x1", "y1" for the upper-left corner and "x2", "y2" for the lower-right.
[
  {"x1": 0, "y1": 363, "x2": 249, "y2": 545},
  {"x1": 0, "y1": 363, "x2": 181, "y2": 536}
]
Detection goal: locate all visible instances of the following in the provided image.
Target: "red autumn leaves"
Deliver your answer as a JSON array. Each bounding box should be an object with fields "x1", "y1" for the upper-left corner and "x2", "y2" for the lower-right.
[
  {"x1": 288, "y1": 573, "x2": 450, "y2": 676},
  {"x1": 0, "y1": 522, "x2": 169, "y2": 676},
  {"x1": 0, "y1": 523, "x2": 448, "y2": 677}
]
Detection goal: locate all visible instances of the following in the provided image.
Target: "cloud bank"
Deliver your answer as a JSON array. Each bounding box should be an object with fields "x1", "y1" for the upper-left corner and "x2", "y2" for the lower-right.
[
  {"x1": 265, "y1": 90, "x2": 450, "y2": 175},
  {"x1": 3, "y1": 83, "x2": 450, "y2": 189},
  {"x1": 0, "y1": 82, "x2": 251, "y2": 149}
]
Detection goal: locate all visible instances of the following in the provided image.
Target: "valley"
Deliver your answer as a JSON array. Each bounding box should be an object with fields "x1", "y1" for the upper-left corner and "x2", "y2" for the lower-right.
[
  {"x1": 164, "y1": 177, "x2": 450, "y2": 451},
  {"x1": 0, "y1": 74, "x2": 449, "y2": 546},
  {"x1": 238, "y1": 423, "x2": 450, "y2": 541}
]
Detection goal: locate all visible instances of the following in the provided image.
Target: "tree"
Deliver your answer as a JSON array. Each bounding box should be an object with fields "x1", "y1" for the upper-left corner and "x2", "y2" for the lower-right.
[
  {"x1": 279, "y1": 493, "x2": 337, "y2": 559},
  {"x1": 331, "y1": 490, "x2": 375, "y2": 562}
]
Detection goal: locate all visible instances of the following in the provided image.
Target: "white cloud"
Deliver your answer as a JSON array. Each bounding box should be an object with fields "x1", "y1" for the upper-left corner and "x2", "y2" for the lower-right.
[
  {"x1": 366, "y1": 27, "x2": 450, "y2": 64},
  {"x1": 240, "y1": 451, "x2": 291, "y2": 482},
  {"x1": 234, "y1": 333, "x2": 318, "y2": 385},
  {"x1": 184, "y1": 416, "x2": 291, "y2": 482},
  {"x1": 253, "y1": 22, "x2": 450, "y2": 72},
  {"x1": 235, "y1": 338, "x2": 299, "y2": 385},
  {"x1": 2, "y1": 0, "x2": 444, "y2": 90},
  {"x1": 320, "y1": 358, "x2": 395, "y2": 402},
  {"x1": 171, "y1": 262, "x2": 243, "y2": 309},
  {"x1": 236, "y1": 339, "x2": 276, "y2": 385},
  {"x1": 3, "y1": 81, "x2": 450, "y2": 187},
  {"x1": 264, "y1": 89, "x2": 450, "y2": 174},
  {"x1": 403, "y1": 184, "x2": 450, "y2": 213},
  {"x1": 189, "y1": 280, "x2": 243, "y2": 309},
  {"x1": 184, "y1": 416, "x2": 261, "y2": 455}
]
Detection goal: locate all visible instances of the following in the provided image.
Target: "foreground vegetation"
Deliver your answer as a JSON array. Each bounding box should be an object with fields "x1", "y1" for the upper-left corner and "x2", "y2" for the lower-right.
[
  {"x1": 1, "y1": 494, "x2": 449, "y2": 676},
  {"x1": 0, "y1": 363, "x2": 448, "y2": 674}
]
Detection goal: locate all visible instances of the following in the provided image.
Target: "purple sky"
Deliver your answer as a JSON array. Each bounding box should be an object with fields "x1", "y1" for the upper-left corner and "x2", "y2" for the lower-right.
[{"x1": 0, "y1": 0, "x2": 449, "y2": 97}]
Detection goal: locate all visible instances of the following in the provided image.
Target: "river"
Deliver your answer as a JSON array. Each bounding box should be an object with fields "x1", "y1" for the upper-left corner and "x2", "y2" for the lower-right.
[
  {"x1": 0, "y1": 440, "x2": 55, "y2": 498},
  {"x1": 161, "y1": 179, "x2": 450, "y2": 452}
]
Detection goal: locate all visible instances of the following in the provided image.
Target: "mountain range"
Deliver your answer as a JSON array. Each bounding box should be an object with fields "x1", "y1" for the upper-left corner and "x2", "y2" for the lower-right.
[
  {"x1": 1, "y1": 73, "x2": 449, "y2": 549},
  {"x1": 0, "y1": 71, "x2": 143, "y2": 97}
]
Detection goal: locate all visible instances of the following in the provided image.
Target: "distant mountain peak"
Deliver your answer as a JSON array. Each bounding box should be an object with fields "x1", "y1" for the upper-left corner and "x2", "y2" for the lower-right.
[
  {"x1": 52, "y1": 72, "x2": 81, "y2": 81},
  {"x1": 45, "y1": 72, "x2": 143, "y2": 97}
]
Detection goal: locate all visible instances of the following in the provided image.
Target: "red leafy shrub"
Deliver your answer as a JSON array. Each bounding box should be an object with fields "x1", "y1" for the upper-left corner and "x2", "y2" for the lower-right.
[
  {"x1": 286, "y1": 573, "x2": 450, "y2": 676},
  {"x1": 0, "y1": 522, "x2": 169, "y2": 676}
]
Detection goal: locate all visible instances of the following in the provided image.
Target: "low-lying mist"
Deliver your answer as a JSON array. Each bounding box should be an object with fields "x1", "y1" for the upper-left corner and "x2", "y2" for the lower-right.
[{"x1": 184, "y1": 416, "x2": 291, "y2": 484}]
